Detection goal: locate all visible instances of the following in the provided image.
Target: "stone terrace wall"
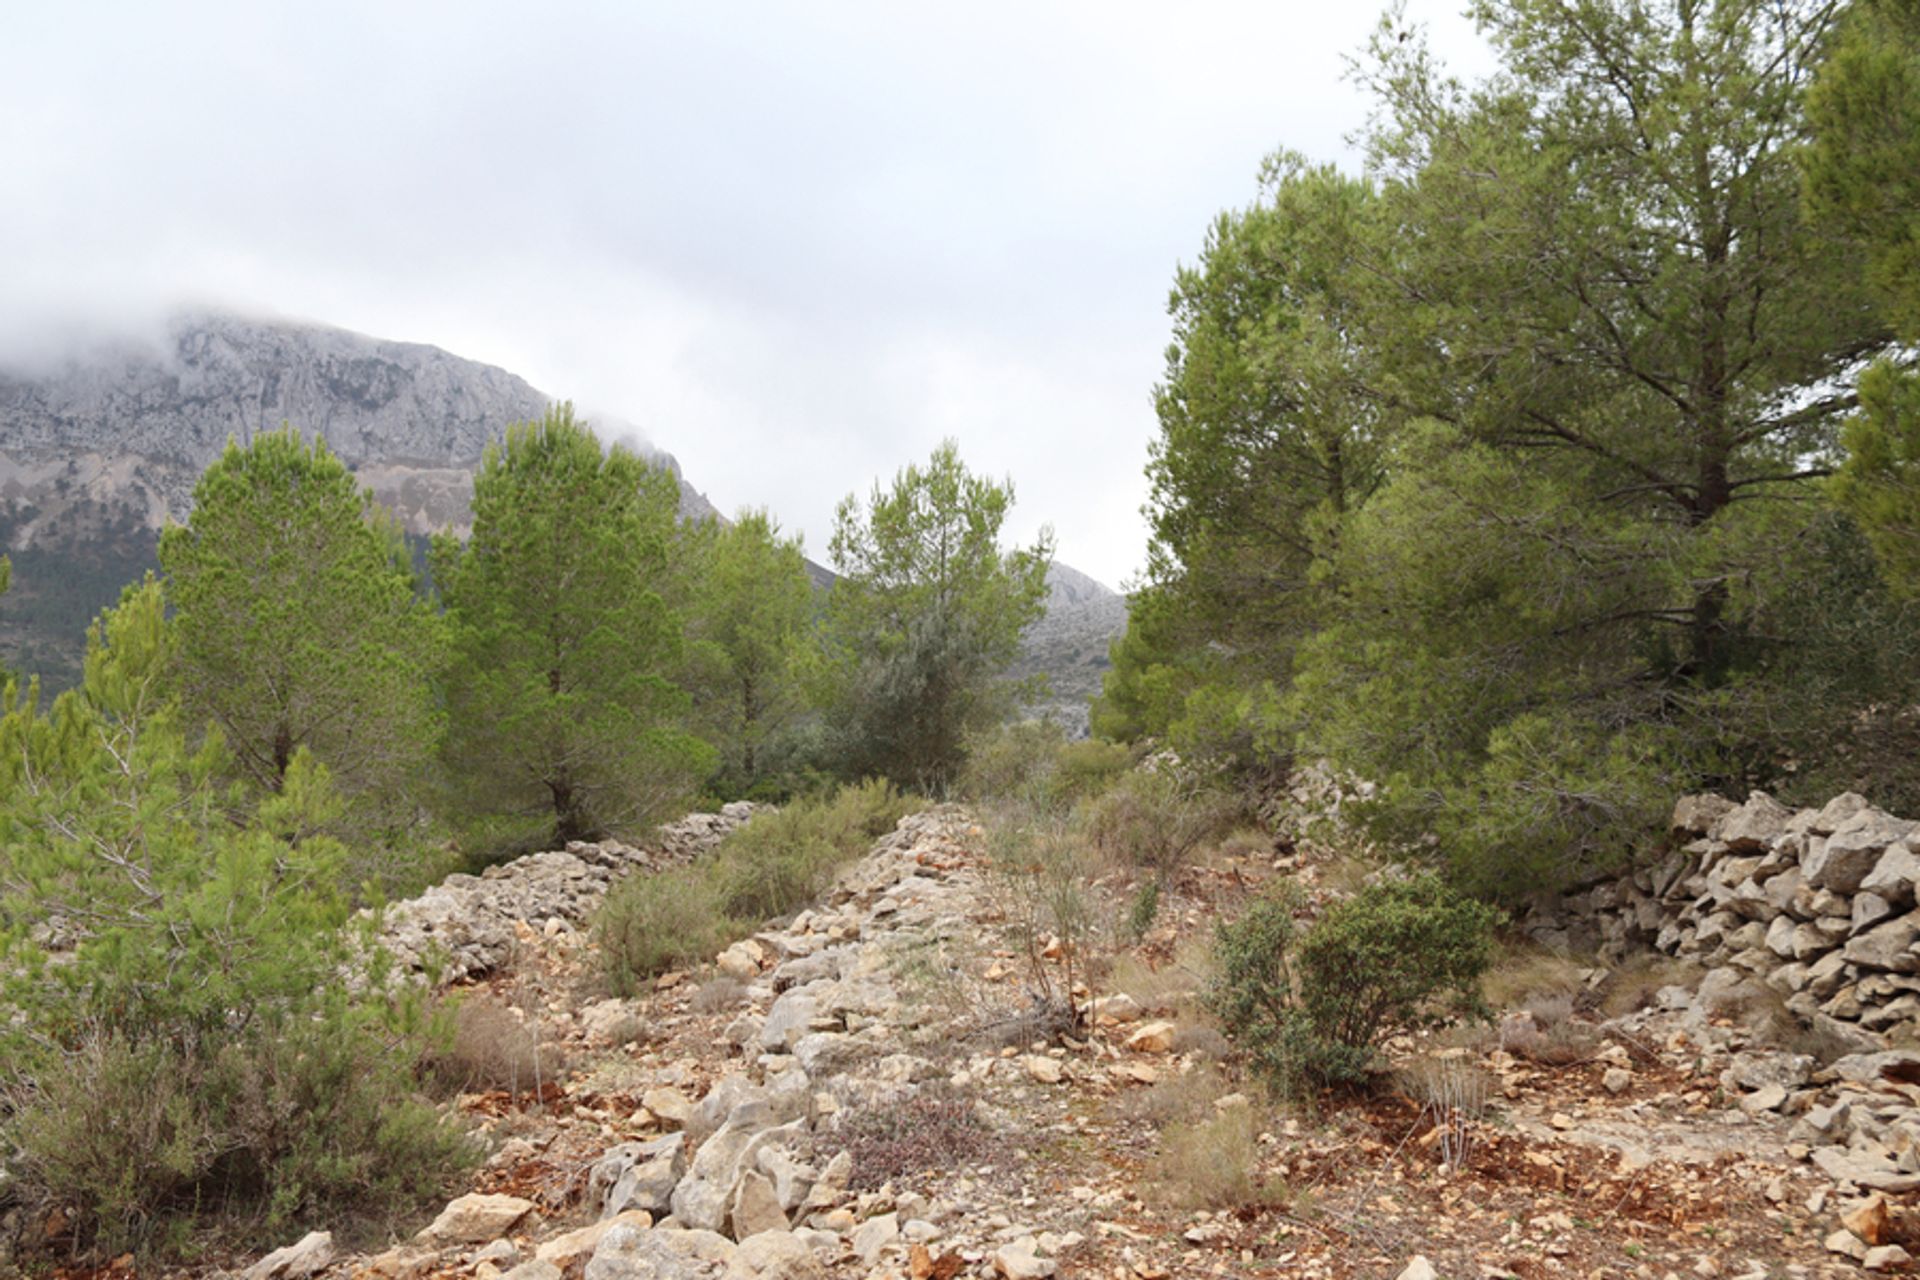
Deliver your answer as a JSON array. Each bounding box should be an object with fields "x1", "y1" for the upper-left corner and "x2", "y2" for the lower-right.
[{"x1": 1526, "y1": 791, "x2": 1920, "y2": 1049}]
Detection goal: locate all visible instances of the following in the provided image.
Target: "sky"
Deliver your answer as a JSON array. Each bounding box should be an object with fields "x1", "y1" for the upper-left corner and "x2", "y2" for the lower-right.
[{"x1": 1, "y1": 2, "x2": 1495, "y2": 589}]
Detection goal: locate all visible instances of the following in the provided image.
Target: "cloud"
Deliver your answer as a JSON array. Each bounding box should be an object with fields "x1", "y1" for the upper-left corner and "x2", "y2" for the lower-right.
[{"x1": 0, "y1": 0, "x2": 1494, "y2": 587}]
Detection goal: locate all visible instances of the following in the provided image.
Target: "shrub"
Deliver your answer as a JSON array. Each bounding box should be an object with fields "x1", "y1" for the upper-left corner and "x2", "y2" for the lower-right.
[
  {"x1": 958, "y1": 721, "x2": 1132, "y2": 812},
  {"x1": 4, "y1": 1013, "x2": 475, "y2": 1255},
  {"x1": 422, "y1": 994, "x2": 566, "y2": 1096},
  {"x1": 598, "y1": 779, "x2": 919, "y2": 991},
  {"x1": 824, "y1": 1087, "x2": 994, "y2": 1191},
  {"x1": 1148, "y1": 1106, "x2": 1279, "y2": 1210},
  {"x1": 1294, "y1": 875, "x2": 1501, "y2": 1058},
  {"x1": 599, "y1": 865, "x2": 728, "y2": 995},
  {"x1": 1211, "y1": 875, "x2": 1500, "y2": 1089},
  {"x1": 0, "y1": 582, "x2": 476, "y2": 1256},
  {"x1": 1082, "y1": 768, "x2": 1238, "y2": 879},
  {"x1": 709, "y1": 777, "x2": 914, "y2": 920}
]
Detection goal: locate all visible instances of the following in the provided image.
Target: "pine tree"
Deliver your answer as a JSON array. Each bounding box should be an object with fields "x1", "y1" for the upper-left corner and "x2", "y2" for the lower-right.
[
  {"x1": 433, "y1": 404, "x2": 712, "y2": 844},
  {"x1": 158, "y1": 428, "x2": 442, "y2": 833},
  {"x1": 825, "y1": 440, "x2": 1052, "y2": 789}
]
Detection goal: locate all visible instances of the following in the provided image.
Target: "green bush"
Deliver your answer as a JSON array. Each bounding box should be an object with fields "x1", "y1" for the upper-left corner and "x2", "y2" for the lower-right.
[
  {"x1": 6, "y1": 1020, "x2": 473, "y2": 1253},
  {"x1": 1211, "y1": 874, "x2": 1499, "y2": 1089},
  {"x1": 598, "y1": 779, "x2": 919, "y2": 992},
  {"x1": 959, "y1": 720, "x2": 1132, "y2": 812},
  {"x1": 599, "y1": 865, "x2": 729, "y2": 995}
]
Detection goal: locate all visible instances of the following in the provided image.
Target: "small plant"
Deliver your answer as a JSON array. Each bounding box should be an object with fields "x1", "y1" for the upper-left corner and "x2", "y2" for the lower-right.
[
  {"x1": 1399, "y1": 1054, "x2": 1491, "y2": 1172},
  {"x1": 598, "y1": 864, "x2": 729, "y2": 994},
  {"x1": 1211, "y1": 875, "x2": 1500, "y2": 1090},
  {"x1": 597, "y1": 780, "x2": 920, "y2": 991},
  {"x1": 422, "y1": 993, "x2": 565, "y2": 1097},
  {"x1": 1082, "y1": 767, "x2": 1238, "y2": 880},
  {"x1": 1126, "y1": 877, "x2": 1162, "y2": 939},
  {"x1": 825, "y1": 1087, "x2": 994, "y2": 1190},
  {"x1": 984, "y1": 806, "x2": 1098, "y2": 1028}
]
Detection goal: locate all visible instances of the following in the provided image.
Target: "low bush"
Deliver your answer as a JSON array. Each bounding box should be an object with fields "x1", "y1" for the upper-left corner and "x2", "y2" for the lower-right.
[
  {"x1": 958, "y1": 721, "x2": 1132, "y2": 812},
  {"x1": 1082, "y1": 767, "x2": 1238, "y2": 879},
  {"x1": 1147, "y1": 1106, "x2": 1281, "y2": 1210},
  {"x1": 598, "y1": 865, "x2": 729, "y2": 995},
  {"x1": 598, "y1": 779, "x2": 919, "y2": 992},
  {"x1": 1211, "y1": 874, "x2": 1500, "y2": 1090},
  {"x1": 823, "y1": 1087, "x2": 994, "y2": 1191}
]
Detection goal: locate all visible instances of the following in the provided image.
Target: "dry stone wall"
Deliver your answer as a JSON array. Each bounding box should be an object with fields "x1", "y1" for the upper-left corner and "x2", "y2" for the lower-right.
[{"x1": 1527, "y1": 790, "x2": 1920, "y2": 1049}]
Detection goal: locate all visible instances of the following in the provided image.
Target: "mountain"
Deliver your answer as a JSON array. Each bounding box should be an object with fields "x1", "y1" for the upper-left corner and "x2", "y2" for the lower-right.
[
  {"x1": 0, "y1": 311, "x2": 1128, "y2": 724},
  {"x1": 1015, "y1": 562, "x2": 1129, "y2": 737},
  {"x1": 0, "y1": 310, "x2": 716, "y2": 686}
]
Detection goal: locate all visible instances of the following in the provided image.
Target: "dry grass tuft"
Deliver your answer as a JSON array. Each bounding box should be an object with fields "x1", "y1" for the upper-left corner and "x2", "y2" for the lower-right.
[
  {"x1": 1481, "y1": 942, "x2": 1590, "y2": 1012},
  {"x1": 1147, "y1": 1105, "x2": 1285, "y2": 1211},
  {"x1": 690, "y1": 976, "x2": 747, "y2": 1014},
  {"x1": 426, "y1": 993, "x2": 567, "y2": 1097}
]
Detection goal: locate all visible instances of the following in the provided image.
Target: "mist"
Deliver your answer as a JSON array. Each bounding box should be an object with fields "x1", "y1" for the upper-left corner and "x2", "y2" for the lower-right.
[{"x1": 0, "y1": 1, "x2": 1496, "y2": 587}]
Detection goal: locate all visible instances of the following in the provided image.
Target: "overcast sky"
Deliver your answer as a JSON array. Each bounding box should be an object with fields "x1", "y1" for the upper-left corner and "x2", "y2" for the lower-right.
[{"x1": 2, "y1": 1, "x2": 1494, "y2": 588}]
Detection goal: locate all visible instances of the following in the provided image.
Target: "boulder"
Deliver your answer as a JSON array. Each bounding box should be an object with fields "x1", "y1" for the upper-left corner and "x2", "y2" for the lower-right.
[
  {"x1": 1863, "y1": 845, "x2": 1920, "y2": 908},
  {"x1": 537, "y1": 1212, "x2": 655, "y2": 1271},
  {"x1": 1814, "y1": 793, "x2": 1875, "y2": 836},
  {"x1": 729, "y1": 1170, "x2": 789, "y2": 1240},
  {"x1": 585, "y1": 1223, "x2": 735, "y2": 1280},
  {"x1": 760, "y1": 991, "x2": 823, "y2": 1053},
  {"x1": 644, "y1": 1086, "x2": 697, "y2": 1130},
  {"x1": 1673, "y1": 793, "x2": 1737, "y2": 837},
  {"x1": 596, "y1": 1133, "x2": 688, "y2": 1219},
  {"x1": 723, "y1": 1230, "x2": 828, "y2": 1280},
  {"x1": 1125, "y1": 1021, "x2": 1177, "y2": 1053},
  {"x1": 1855, "y1": 893, "x2": 1898, "y2": 936},
  {"x1": 1812, "y1": 811, "x2": 1920, "y2": 894}
]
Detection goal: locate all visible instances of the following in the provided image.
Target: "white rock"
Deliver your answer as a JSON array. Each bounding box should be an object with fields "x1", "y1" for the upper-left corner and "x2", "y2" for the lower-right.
[
  {"x1": 1396, "y1": 1257, "x2": 1439, "y2": 1280},
  {"x1": 243, "y1": 1231, "x2": 334, "y2": 1280}
]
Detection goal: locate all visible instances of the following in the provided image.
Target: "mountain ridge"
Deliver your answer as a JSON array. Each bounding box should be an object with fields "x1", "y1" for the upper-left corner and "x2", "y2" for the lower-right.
[{"x1": 0, "y1": 310, "x2": 1125, "y2": 708}]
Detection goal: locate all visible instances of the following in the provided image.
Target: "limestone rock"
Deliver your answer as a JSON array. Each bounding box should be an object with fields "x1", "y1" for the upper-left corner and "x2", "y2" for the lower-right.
[
  {"x1": 244, "y1": 1231, "x2": 334, "y2": 1280},
  {"x1": 1843, "y1": 1194, "x2": 1895, "y2": 1246},
  {"x1": 1673, "y1": 793, "x2": 1737, "y2": 837},
  {"x1": 851, "y1": 1212, "x2": 900, "y2": 1264},
  {"x1": 1866, "y1": 1245, "x2": 1913, "y2": 1271},
  {"x1": 1125, "y1": 1021, "x2": 1177, "y2": 1053},
  {"x1": 992, "y1": 1242, "x2": 1056, "y2": 1279},
  {"x1": 1718, "y1": 792, "x2": 1792, "y2": 850},
  {"x1": 1843, "y1": 913, "x2": 1920, "y2": 974},
  {"x1": 1812, "y1": 811, "x2": 1920, "y2": 894},
  {"x1": 537, "y1": 1212, "x2": 655, "y2": 1270},
  {"x1": 723, "y1": 1230, "x2": 828, "y2": 1280},
  {"x1": 1863, "y1": 845, "x2": 1920, "y2": 908},
  {"x1": 585, "y1": 1223, "x2": 735, "y2": 1280},
  {"x1": 1814, "y1": 793, "x2": 1874, "y2": 836},
  {"x1": 417, "y1": 1193, "x2": 536, "y2": 1245},
  {"x1": 729, "y1": 1170, "x2": 789, "y2": 1240},
  {"x1": 1023, "y1": 1055, "x2": 1064, "y2": 1084},
  {"x1": 1396, "y1": 1259, "x2": 1439, "y2": 1280},
  {"x1": 594, "y1": 1134, "x2": 688, "y2": 1220}
]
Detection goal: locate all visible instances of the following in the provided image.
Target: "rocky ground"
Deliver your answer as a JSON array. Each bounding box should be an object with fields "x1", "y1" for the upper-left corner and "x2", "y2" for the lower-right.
[{"x1": 83, "y1": 800, "x2": 1920, "y2": 1280}]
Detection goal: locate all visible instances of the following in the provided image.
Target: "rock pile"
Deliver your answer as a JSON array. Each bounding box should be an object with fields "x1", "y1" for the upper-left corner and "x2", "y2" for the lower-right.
[
  {"x1": 1528, "y1": 790, "x2": 1920, "y2": 1049},
  {"x1": 377, "y1": 803, "x2": 759, "y2": 982},
  {"x1": 1529, "y1": 789, "x2": 1920, "y2": 1225},
  {"x1": 340, "y1": 805, "x2": 1086, "y2": 1280}
]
